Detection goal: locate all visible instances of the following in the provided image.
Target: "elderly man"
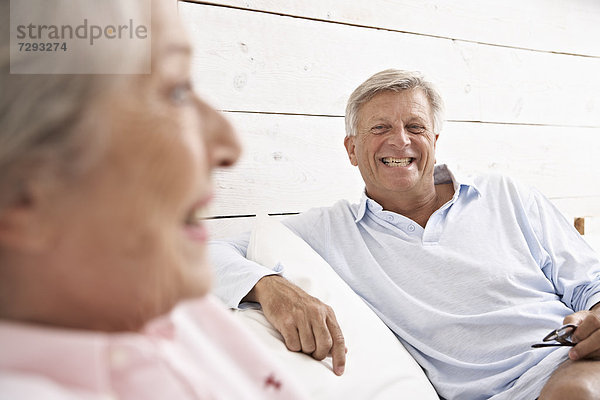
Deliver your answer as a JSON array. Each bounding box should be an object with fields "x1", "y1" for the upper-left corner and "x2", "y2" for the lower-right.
[{"x1": 210, "y1": 69, "x2": 600, "y2": 400}]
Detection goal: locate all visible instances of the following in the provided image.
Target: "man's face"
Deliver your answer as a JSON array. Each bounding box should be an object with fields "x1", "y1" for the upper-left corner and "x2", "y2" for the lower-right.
[{"x1": 344, "y1": 89, "x2": 438, "y2": 204}]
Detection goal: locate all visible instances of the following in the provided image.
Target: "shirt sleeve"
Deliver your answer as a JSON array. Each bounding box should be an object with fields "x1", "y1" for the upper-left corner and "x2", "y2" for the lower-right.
[
  {"x1": 528, "y1": 188, "x2": 600, "y2": 311},
  {"x1": 209, "y1": 231, "x2": 281, "y2": 309},
  {"x1": 209, "y1": 207, "x2": 334, "y2": 309}
]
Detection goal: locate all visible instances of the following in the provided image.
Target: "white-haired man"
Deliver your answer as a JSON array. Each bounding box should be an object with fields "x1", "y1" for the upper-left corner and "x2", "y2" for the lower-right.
[{"x1": 210, "y1": 69, "x2": 600, "y2": 400}]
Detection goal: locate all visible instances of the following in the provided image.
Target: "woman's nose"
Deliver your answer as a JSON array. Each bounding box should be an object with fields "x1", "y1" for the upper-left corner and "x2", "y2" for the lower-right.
[{"x1": 196, "y1": 98, "x2": 241, "y2": 168}]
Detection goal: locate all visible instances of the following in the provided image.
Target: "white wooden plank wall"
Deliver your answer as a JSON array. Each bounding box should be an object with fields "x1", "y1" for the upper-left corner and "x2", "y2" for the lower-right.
[{"x1": 178, "y1": 0, "x2": 600, "y2": 239}]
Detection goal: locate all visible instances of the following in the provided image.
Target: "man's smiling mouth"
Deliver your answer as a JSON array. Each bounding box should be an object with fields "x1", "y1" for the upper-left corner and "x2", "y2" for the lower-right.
[{"x1": 381, "y1": 157, "x2": 414, "y2": 167}]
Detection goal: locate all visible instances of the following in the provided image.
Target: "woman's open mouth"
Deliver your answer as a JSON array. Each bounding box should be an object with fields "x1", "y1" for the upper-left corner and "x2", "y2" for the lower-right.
[{"x1": 183, "y1": 195, "x2": 212, "y2": 242}]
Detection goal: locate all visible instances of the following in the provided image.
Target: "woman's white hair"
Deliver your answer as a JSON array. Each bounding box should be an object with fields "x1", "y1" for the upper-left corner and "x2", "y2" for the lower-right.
[
  {"x1": 0, "y1": 0, "x2": 146, "y2": 210},
  {"x1": 345, "y1": 69, "x2": 445, "y2": 137}
]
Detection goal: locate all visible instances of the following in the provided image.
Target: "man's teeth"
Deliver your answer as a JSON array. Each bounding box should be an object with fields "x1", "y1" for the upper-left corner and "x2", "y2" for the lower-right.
[{"x1": 382, "y1": 157, "x2": 413, "y2": 167}]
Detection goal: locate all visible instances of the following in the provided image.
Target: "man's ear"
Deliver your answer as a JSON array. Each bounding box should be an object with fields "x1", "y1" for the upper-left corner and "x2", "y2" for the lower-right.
[
  {"x1": 344, "y1": 136, "x2": 359, "y2": 166},
  {"x1": 0, "y1": 181, "x2": 54, "y2": 252}
]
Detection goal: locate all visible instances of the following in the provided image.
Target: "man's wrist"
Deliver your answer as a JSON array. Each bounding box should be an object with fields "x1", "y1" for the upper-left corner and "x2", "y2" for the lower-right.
[{"x1": 242, "y1": 274, "x2": 282, "y2": 304}]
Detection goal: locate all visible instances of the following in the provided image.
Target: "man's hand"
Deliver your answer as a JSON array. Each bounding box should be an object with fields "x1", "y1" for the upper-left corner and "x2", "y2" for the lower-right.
[
  {"x1": 244, "y1": 275, "x2": 346, "y2": 375},
  {"x1": 564, "y1": 304, "x2": 600, "y2": 360}
]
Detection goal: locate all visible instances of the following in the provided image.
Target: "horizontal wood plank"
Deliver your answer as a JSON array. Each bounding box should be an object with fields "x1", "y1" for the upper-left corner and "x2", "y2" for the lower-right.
[
  {"x1": 181, "y1": 0, "x2": 600, "y2": 57},
  {"x1": 437, "y1": 122, "x2": 600, "y2": 200},
  {"x1": 207, "y1": 113, "x2": 364, "y2": 217},
  {"x1": 205, "y1": 215, "x2": 287, "y2": 239},
  {"x1": 180, "y1": 3, "x2": 600, "y2": 127},
  {"x1": 586, "y1": 217, "x2": 600, "y2": 237},
  {"x1": 207, "y1": 113, "x2": 600, "y2": 216},
  {"x1": 549, "y1": 198, "x2": 600, "y2": 225},
  {"x1": 205, "y1": 210, "x2": 600, "y2": 241},
  {"x1": 205, "y1": 216, "x2": 254, "y2": 240}
]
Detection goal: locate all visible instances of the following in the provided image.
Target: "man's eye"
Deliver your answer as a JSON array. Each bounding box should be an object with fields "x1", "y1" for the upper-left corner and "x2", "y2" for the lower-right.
[
  {"x1": 408, "y1": 125, "x2": 425, "y2": 134},
  {"x1": 371, "y1": 125, "x2": 388, "y2": 134},
  {"x1": 170, "y1": 82, "x2": 193, "y2": 104}
]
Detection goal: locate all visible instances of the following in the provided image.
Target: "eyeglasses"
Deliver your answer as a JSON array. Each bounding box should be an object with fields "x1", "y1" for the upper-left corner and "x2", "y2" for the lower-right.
[{"x1": 531, "y1": 324, "x2": 577, "y2": 348}]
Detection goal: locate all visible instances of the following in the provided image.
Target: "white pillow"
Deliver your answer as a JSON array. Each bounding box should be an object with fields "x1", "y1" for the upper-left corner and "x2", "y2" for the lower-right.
[{"x1": 232, "y1": 217, "x2": 438, "y2": 400}]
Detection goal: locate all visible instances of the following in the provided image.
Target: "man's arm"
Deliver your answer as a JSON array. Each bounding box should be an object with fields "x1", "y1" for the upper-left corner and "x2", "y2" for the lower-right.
[
  {"x1": 209, "y1": 232, "x2": 277, "y2": 308},
  {"x1": 525, "y1": 186, "x2": 600, "y2": 311},
  {"x1": 525, "y1": 188, "x2": 600, "y2": 360},
  {"x1": 209, "y1": 231, "x2": 346, "y2": 375}
]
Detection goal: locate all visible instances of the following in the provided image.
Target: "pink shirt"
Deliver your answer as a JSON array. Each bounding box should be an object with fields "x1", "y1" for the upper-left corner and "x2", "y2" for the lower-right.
[{"x1": 0, "y1": 295, "x2": 307, "y2": 400}]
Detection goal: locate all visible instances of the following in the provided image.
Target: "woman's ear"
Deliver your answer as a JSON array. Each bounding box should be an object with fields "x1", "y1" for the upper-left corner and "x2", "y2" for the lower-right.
[{"x1": 0, "y1": 181, "x2": 54, "y2": 252}]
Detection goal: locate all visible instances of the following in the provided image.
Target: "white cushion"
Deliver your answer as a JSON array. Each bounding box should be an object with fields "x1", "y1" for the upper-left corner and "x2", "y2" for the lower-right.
[{"x1": 232, "y1": 217, "x2": 438, "y2": 399}]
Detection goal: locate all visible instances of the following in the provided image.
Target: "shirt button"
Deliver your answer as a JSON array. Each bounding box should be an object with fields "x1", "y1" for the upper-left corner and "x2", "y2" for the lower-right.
[
  {"x1": 408, "y1": 224, "x2": 416, "y2": 232},
  {"x1": 386, "y1": 215, "x2": 394, "y2": 222}
]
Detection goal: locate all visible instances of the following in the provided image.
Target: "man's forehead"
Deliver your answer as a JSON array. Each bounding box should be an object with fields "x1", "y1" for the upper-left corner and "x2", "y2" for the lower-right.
[{"x1": 359, "y1": 90, "x2": 432, "y2": 121}]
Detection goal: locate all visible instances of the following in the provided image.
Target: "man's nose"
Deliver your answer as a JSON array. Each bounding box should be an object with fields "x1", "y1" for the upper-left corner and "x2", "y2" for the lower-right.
[
  {"x1": 387, "y1": 126, "x2": 411, "y2": 148},
  {"x1": 196, "y1": 98, "x2": 241, "y2": 168}
]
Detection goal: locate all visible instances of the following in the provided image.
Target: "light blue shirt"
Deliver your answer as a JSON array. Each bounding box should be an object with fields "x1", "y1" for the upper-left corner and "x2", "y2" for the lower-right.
[{"x1": 209, "y1": 165, "x2": 600, "y2": 400}]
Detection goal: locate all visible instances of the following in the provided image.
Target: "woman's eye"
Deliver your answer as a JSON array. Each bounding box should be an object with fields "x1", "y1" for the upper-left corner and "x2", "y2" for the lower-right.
[{"x1": 170, "y1": 82, "x2": 193, "y2": 104}]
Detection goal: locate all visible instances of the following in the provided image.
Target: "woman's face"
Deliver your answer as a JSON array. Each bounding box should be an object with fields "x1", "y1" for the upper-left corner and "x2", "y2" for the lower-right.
[{"x1": 44, "y1": 3, "x2": 240, "y2": 330}]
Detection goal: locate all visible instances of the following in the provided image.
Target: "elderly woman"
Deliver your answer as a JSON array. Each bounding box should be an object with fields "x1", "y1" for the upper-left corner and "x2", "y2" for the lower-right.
[{"x1": 0, "y1": 1, "x2": 306, "y2": 399}]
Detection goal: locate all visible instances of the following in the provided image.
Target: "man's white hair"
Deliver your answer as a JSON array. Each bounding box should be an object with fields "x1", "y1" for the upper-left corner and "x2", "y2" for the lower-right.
[{"x1": 345, "y1": 69, "x2": 445, "y2": 137}]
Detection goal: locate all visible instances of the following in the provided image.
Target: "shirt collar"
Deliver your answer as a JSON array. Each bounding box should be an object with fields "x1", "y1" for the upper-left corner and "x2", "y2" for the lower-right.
[
  {"x1": 0, "y1": 309, "x2": 181, "y2": 395},
  {"x1": 354, "y1": 164, "x2": 480, "y2": 222},
  {"x1": 0, "y1": 319, "x2": 114, "y2": 393}
]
